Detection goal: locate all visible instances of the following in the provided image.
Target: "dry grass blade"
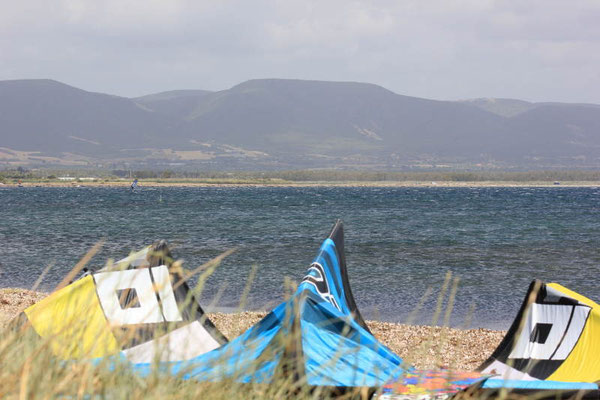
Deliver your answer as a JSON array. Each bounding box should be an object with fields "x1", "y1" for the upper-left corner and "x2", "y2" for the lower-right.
[
  {"x1": 54, "y1": 240, "x2": 104, "y2": 291},
  {"x1": 18, "y1": 358, "x2": 31, "y2": 400},
  {"x1": 404, "y1": 286, "x2": 433, "y2": 326},
  {"x1": 174, "y1": 248, "x2": 236, "y2": 291},
  {"x1": 236, "y1": 264, "x2": 258, "y2": 312},
  {"x1": 30, "y1": 262, "x2": 54, "y2": 292}
]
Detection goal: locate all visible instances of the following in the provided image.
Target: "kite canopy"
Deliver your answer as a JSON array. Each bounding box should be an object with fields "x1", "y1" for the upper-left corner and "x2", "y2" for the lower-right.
[
  {"x1": 133, "y1": 220, "x2": 404, "y2": 389},
  {"x1": 480, "y1": 280, "x2": 600, "y2": 383},
  {"x1": 379, "y1": 280, "x2": 600, "y2": 400},
  {"x1": 18, "y1": 241, "x2": 226, "y2": 361},
  {"x1": 458, "y1": 280, "x2": 600, "y2": 398}
]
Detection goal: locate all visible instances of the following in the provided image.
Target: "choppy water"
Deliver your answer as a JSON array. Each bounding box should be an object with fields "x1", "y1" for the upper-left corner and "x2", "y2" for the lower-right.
[{"x1": 1, "y1": 186, "x2": 599, "y2": 329}]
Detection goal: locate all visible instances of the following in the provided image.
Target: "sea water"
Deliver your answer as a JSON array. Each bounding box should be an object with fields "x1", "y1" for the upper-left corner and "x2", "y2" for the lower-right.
[{"x1": 1, "y1": 186, "x2": 599, "y2": 329}]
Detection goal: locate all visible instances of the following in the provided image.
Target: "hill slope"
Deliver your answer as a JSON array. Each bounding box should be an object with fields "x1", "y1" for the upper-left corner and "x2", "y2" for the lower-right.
[
  {"x1": 0, "y1": 79, "x2": 176, "y2": 156},
  {"x1": 134, "y1": 90, "x2": 213, "y2": 119},
  {"x1": 1, "y1": 78, "x2": 599, "y2": 168},
  {"x1": 178, "y1": 79, "x2": 512, "y2": 159}
]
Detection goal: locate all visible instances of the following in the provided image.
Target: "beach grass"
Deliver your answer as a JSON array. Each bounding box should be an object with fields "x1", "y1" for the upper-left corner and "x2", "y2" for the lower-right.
[
  {"x1": 0, "y1": 285, "x2": 504, "y2": 399},
  {"x1": 0, "y1": 249, "x2": 505, "y2": 399}
]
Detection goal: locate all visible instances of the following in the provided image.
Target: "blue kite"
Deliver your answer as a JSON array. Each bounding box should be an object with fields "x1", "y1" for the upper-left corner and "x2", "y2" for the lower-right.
[{"x1": 131, "y1": 220, "x2": 405, "y2": 390}]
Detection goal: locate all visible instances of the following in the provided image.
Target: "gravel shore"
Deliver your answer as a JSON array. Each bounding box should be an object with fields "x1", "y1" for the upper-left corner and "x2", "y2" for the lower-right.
[{"x1": 0, "y1": 289, "x2": 505, "y2": 371}]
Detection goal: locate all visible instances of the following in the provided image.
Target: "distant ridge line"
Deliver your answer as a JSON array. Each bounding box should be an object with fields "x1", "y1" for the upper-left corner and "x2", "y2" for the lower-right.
[{"x1": 1, "y1": 78, "x2": 599, "y2": 169}]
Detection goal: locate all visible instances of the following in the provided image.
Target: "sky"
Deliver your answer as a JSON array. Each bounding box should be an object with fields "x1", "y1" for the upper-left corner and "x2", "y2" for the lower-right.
[{"x1": 1, "y1": 0, "x2": 599, "y2": 103}]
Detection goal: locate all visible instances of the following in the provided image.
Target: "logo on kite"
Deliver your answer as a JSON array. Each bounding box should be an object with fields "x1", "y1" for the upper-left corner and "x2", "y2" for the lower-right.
[
  {"x1": 302, "y1": 262, "x2": 341, "y2": 311},
  {"x1": 94, "y1": 266, "x2": 183, "y2": 325},
  {"x1": 508, "y1": 303, "x2": 590, "y2": 362}
]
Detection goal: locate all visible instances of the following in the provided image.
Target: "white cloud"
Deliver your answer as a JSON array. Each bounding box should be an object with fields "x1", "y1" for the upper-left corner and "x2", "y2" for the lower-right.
[{"x1": 0, "y1": 0, "x2": 598, "y2": 102}]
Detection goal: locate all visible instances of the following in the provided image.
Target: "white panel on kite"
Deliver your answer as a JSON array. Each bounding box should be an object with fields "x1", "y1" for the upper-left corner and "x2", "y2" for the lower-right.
[
  {"x1": 122, "y1": 321, "x2": 221, "y2": 363},
  {"x1": 150, "y1": 265, "x2": 183, "y2": 322},
  {"x1": 552, "y1": 305, "x2": 590, "y2": 360},
  {"x1": 482, "y1": 360, "x2": 538, "y2": 381}
]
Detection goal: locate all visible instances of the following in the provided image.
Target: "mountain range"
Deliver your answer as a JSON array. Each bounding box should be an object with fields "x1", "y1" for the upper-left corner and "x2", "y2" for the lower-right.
[{"x1": 1, "y1": 78, "x2": 599, "y2": 169}]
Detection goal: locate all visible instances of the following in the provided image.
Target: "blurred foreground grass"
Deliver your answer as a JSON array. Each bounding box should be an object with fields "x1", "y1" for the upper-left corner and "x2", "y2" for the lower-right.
[
  {"x1": 0, "y1": 247, "x2": 505, "y2": 399},
  {"x1": 0, "y1": 287, "x2": 504, "y2": 399}
]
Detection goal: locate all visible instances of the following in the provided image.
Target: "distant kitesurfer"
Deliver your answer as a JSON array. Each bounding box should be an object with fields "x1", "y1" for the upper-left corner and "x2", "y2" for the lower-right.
[{"x1": 130, "y1": 178, "x2": 138, "y2": 192}]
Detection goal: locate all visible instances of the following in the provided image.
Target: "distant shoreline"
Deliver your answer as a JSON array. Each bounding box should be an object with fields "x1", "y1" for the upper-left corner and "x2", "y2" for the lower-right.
[{"x1": 2, "y1": 180, "x2": 599, "y2": 188}]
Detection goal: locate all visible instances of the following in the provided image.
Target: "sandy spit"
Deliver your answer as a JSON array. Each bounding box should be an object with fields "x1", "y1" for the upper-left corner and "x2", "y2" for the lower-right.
[
  {"x1": 0, "y1": 289, "x2": 505, "y2": 371},
  {"x1": 3, "y1": 181, "x2": 600, "y2": 188}
]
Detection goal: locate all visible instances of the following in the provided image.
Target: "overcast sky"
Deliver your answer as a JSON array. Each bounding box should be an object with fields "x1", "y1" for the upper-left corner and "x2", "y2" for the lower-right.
[{"x1": 1, "y1": 0, "x2": 599, "y2": 103}]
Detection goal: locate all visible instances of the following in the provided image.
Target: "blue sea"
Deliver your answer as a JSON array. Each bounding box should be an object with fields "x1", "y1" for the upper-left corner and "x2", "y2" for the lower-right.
[{"x1": 1, "y1": 186, "x2": 599, "y2": 329}]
